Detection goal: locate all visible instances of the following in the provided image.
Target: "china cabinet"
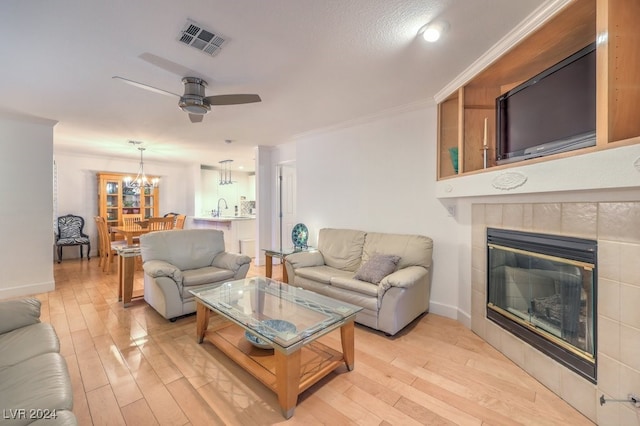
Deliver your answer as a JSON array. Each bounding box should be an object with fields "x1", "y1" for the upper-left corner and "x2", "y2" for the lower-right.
[{"x1": 97, "y1": 172, "x2": 159, "y2": 228}]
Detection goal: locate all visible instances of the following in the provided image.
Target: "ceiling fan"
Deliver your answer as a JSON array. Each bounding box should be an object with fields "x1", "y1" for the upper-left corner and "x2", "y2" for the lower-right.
[{"x1": 113, "y1": 76, "x2": 261, "y2": 123}]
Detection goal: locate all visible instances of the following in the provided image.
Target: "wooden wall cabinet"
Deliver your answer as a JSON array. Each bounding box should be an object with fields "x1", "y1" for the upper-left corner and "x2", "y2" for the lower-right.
[
  {"x1": 437, "y1": 0, "x2": 640, "y2": 180},
  {"x1": 97, "y1": 172, "x2": 160, "y2": 228}
]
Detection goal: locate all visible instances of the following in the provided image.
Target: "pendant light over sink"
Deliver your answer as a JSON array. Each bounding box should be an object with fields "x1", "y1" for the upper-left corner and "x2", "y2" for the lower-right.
[{"x1": 218, "y1": 159, "x2": 234, "y2": 185}]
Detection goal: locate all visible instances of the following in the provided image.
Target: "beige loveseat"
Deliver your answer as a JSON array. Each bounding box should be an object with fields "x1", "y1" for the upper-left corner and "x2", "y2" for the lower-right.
[
  {"x1": 285, "y1": 228, "x2": 433, "y2": 335},
  {"x1": 140, "y1": 229, "x2": 252, "y2": 321},
  {"x1": 0, "y1": 298, "x2": 77, "y2": 425}
]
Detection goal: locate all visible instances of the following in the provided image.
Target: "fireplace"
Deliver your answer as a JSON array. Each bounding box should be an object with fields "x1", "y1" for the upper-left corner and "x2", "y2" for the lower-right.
[{"x1": 486, "y1": 228, "x2": 597, "y2": 383}]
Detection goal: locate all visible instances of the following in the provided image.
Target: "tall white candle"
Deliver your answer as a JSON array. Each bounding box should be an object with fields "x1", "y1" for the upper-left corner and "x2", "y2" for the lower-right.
[
  {"x1": 483, "y1": 117, "x2": 488, "y2": 169},
  {"x1": 483, "y1": 117, "x2": 488, "y2": 146}
]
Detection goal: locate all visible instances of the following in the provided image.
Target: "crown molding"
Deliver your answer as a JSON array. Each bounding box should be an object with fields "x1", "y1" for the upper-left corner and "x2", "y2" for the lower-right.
[
  {"x1": 434, "y1": 0, "x2": 572, "y2": 103},
  {"x1": 0, "y1": 108, "x2": 58, "y2": 127},
  {"x1": 290, "y1": 97, "x2": 435, "y2": 142}
]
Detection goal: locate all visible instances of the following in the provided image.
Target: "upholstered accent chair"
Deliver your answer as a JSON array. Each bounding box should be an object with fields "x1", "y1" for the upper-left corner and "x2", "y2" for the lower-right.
[{"x1": 55, "y1": 214, "x2": 90, "y2": 263}]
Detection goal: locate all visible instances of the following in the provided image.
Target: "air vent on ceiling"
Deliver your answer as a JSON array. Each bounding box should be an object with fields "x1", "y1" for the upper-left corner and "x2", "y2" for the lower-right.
[{"x1": 178, "y1": 19, "x2": 227, "y2": 57}]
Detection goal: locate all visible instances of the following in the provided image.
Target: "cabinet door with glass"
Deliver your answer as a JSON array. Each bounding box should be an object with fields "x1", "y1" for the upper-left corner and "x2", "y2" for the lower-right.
[
  {"x1": 122, "y1": 185, "x2": 141, "y2": 216},
  {"x1": 143, "y1": 188, "x2": 156, "y2": 218},
  {"x1": 98, "y1": 174, "x2": 122, "y2": 228},
  {"x1": 97, "y1": 172, "x2": 159, "y2": 225}
]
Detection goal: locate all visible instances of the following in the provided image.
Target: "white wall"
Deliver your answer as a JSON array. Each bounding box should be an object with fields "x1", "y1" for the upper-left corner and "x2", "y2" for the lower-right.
[
  {"x1": 289, "y1": 104, "x2": 462, "y2": 320},
  {"x1": 0, "y1": 112, "x2": 56, "y2": 298},
  {"x1": 255, "y1": 146, "x2": 275, "y2": 266},
  {"x1": 53, "y1": 150, "x2": 195, "y2": 260},
  {"x1": 199, "y1": 168, "x2": 254, "y2": 217}
]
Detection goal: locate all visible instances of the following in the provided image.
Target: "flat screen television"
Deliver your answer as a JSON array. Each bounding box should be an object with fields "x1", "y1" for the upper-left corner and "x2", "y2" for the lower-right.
[{"x1": 496, "y1": 42, "x2": 596, "y2": 165}]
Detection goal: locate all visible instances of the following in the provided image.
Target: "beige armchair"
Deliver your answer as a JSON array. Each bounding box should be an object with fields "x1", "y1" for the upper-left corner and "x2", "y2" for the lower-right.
[{"x1": 140, "y1": 229, "x2": 251, "y2": 321}]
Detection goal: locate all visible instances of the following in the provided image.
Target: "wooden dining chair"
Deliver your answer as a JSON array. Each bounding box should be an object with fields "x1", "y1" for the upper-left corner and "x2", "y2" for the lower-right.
[
  {"x1": 94, "y1": 216, "x2": 127, "y2": 273},
  {"x1": 122, "y1": 213, "x2": 143, "y2": 226},
  {"x1": 148, "y1": 216, "x2": 175, "y2": 231},
  {"x1": 174, "y1": 214, "x2": 186, "y2": 229},
  {"x1": 120, "y1": 213, "x2": 144, "y2": 243}
]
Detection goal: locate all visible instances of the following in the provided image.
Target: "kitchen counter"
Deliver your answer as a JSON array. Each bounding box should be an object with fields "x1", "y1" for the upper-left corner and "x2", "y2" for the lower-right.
[
  {"x1": 189, "y1": 216, "x2": 256, "y2": 257},
  {"x1": 193, "y1": 216, "x2": 256, "y2": 223}
]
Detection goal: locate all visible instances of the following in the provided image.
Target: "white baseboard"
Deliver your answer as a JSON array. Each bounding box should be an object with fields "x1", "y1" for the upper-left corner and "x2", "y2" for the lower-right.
[
  {"x1": 428, "y1": 301, "x2": 458, "y2": 319},
  {"x1": 429, "y1": 301, "x2": 472, "y2": 328},
  {"x1": 457, "y1": 309, "x2": 471, "y2": 328},
  {"x1": 0, "y1": 281, "x2": 55, "y2": 299}
]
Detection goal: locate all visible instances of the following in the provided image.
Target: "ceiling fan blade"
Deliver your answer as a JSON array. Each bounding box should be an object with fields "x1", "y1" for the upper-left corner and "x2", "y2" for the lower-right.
[
  {"x1": 138, "y1": 53, "x2": 207, "y2": 81},
  {"x1": 112, "y1": 76, "x2": 180, "y2": 97},
  {"x1": 189, "y1": 113, "x2": 204, "y2": 123},
  {"x1": 204, "y1": 94, "x2": 262, "y2": 106}
]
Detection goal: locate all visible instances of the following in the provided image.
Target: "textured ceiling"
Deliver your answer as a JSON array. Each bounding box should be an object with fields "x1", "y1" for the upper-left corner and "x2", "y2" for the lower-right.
[{"x1": 0, "y1": 0, "x2": 546, "y2": 171}]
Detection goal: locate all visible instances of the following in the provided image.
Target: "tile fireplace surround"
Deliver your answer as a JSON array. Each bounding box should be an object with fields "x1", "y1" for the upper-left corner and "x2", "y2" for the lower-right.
[{"x1": 471, "y1": 202, "x2": 640, "y2": 425}]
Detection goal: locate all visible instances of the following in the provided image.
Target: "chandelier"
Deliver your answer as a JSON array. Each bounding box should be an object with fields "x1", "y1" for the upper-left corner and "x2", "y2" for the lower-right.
[
  {"x1": 219, "y1": 159, "x2": 234, "y2": 185},
  {"x1": 125, "y1": 141, "x2": 159, "y2": 191}
]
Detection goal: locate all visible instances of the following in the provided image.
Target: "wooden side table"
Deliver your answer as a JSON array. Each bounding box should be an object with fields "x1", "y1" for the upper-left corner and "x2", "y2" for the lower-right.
[
  {"x1": 262, "y1": 247, "x2": 314, "y2": 283},
  {"x1": 115, "y1": 246, "x2": 142, "y2": 306}
]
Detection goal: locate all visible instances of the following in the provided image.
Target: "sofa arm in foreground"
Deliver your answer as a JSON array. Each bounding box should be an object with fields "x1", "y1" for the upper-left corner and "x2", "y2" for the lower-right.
[
  {"x1": 0, "y1": 298, "x2": 77, "y2": 425},
  {"x1": 0, "y1": 298, "x2": 41, "y2": 335}
]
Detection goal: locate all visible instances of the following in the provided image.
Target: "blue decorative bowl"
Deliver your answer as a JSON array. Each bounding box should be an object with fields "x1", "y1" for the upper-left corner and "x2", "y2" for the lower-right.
[
  {"x1": 245, "y1": 319, "x2": 297, "y2": 349},
  {"x1": 291, "y1": 223, "x2": 309, "y2": 249}
]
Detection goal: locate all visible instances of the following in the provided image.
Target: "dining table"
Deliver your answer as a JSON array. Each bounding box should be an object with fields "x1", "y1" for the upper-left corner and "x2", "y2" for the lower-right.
[
  {"x1": 110, "y1": 223, "x2": 153, "y2": 306},
  {"x1": 111, "y1": 223, "x2": 152, "y2": 245}
]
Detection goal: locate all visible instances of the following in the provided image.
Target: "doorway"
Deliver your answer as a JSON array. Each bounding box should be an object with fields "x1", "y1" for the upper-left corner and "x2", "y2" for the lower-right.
[{"x1": 277, "y1": 162, "x2": 296, "y2": 254}]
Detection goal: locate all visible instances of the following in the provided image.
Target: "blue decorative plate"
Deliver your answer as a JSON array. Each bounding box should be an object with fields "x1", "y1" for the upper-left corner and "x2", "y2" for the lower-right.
[
  {"x1": 245, "y1": 319, "x2": 297, "y2": 349},
  {"x1": 291, "y1": 223, "x2": 309, "y2": 249}
]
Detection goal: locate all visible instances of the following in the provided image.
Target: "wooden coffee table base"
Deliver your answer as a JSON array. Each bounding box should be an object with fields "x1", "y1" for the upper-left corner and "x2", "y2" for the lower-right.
[{"x1": 195, "y1": 301, "x2": 355, "y2": 418}]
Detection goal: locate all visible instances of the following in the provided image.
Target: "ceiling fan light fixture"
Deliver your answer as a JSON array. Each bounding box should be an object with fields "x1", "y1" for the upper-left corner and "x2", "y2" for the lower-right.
[
  {"x1": 182, "y1": 77, "x2": 207, "y2": 94},
  {"x1": 179, "y1": 98, "x2": 210, "y2": 114},
  {"x1": 179, "y1": 77, "x2": 211, "y2": 114},
  {"x1": 114, "y1": 74, "x2": 261, "y2": 123}
]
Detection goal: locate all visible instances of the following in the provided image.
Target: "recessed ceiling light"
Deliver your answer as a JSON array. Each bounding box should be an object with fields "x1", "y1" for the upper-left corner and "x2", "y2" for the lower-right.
[{"x1": 420, "y1": 21, "x2": 448, "y2": 43}]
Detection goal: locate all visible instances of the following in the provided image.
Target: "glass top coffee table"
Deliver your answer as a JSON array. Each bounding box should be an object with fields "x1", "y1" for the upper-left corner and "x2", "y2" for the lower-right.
[{"x1": 190, "y1": 276, "x2": 362, "y2": 419}]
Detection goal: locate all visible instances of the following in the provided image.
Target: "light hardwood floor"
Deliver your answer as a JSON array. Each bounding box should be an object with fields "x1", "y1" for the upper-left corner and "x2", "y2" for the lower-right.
[{"x1": 34, "y1": 258, "x2": 594, "y2": 425}]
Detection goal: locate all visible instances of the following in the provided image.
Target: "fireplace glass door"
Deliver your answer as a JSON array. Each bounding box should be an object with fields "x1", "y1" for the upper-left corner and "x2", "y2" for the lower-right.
[{"x1": 486, "y1": 228, "x2": 596, "y2": 382}]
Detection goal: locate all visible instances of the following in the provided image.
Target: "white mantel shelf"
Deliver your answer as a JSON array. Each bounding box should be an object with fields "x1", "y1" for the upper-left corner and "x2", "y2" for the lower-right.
[{"x1": 436, "y1": 142, "x2": 640, "y2": 199}]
